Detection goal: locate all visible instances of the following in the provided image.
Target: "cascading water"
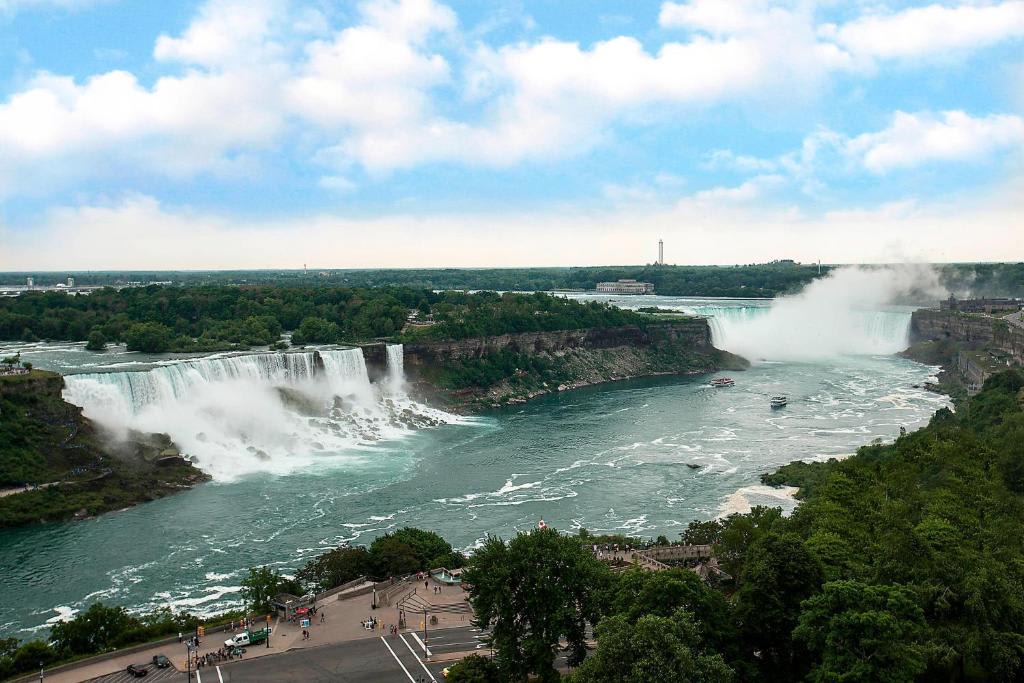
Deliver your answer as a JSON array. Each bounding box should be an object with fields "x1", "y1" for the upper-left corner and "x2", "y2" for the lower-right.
[
  {"x1": 684, "y1": 304, "x2": 913, "y2": 360},
  {"x1": 385, "y1": 344, "x2": 405, "y2": 393},
  {"x1": 63, "y1": 347, "x2": 457, "y2": 481}
]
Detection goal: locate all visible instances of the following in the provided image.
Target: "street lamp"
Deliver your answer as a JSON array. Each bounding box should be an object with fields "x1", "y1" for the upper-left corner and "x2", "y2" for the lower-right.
[
  {"x1": 38, "y1": 660, "x2": 43, "y2": 682},
  {"x1": 186, "y1": 643, "x2": 192, "y2": 681}
]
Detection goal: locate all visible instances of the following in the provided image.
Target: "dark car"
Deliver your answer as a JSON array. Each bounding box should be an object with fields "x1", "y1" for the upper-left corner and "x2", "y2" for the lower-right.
[
  {"x1": 126, "y1": 663, "x2": 148, "y2": 677},
  {"x1": 151, "y1": 654, "x2": 170, "y2": 668}
]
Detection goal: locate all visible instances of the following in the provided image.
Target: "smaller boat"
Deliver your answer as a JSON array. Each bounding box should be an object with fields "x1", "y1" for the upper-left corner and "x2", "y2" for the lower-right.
[
  {"x1": 710, "y1": 377, "x2": 735, "y2": 388},
  {"x1": 770, "y1": 396, "x2": 788, "y2": 409}
]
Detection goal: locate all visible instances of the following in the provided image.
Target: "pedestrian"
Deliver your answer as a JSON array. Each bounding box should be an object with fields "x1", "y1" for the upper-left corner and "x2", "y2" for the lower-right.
[
  {"x1": 424, "y1": 580, "x2": 428, "y2": 591},
  {"x1": 178, "y1": 631, "x2": 183, "y2": 643},
  {"x1": 320, "y1": 613, "x2": 325, "y2": 623}
]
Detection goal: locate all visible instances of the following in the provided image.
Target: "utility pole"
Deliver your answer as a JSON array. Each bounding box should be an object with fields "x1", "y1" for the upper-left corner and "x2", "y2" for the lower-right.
[{"x1": 423, "y1": 608, "x2": 429, "y2": 661}]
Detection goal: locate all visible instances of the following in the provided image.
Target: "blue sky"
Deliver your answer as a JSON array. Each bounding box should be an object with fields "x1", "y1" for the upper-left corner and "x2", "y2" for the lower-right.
[{"x1": 0, "y1": 0, "x2": 1021, "y2": 269}]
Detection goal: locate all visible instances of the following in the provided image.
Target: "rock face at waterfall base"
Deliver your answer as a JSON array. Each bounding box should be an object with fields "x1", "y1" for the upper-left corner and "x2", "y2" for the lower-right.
[{"x1": 0, "y1": 371, "x2": 208, "y2": 528}]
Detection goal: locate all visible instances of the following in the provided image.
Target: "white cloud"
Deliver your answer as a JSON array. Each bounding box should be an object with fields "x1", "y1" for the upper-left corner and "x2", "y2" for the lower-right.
[
  {"x1": 2, "y1": 0, "x2": 1024, "y2": 194},
  {"x1": 847, "y1": 110, "x2": 1024, "y2": 173},
  {"x1": 828, "y1": 1, "x2": 1024, "y2": 62},
  {"x1": 154, "y1": 0, "x2": 284, "y2": 67},
  {"x1": 3, "y1": 189, "x2": 1019, "y2": 270}
]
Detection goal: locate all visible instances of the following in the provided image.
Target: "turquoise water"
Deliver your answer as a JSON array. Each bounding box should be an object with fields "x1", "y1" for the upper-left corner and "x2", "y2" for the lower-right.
[{"x1": 0, "y1": 299, "x2": 949, "y2": 638}]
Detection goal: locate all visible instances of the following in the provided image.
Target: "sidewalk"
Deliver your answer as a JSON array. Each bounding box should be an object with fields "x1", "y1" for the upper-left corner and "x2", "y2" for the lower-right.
[{"x1": 44, "y1": 574, "x2": 472, "y2": 682}]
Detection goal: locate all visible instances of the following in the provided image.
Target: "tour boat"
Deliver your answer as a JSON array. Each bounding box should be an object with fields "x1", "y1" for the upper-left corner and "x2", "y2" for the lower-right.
[
  {"x1": 770, "y1": 396, "x2": 788, "y2": 409},
  {"x1": 710, "y1": 377, "x2": 735, "y2": 388}
]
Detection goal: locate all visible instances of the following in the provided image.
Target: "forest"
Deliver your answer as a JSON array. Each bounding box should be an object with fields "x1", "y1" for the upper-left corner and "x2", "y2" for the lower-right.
[
  {"x1": 0, "y1": 286, "x2": 645, "y2": 352},
  {"x1": 3, "y1": 261, "x2": 1022, "y2": 298}
]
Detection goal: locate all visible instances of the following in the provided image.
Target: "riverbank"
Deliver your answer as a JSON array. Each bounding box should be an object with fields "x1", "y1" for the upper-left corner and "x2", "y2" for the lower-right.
[
  {"x1": 403, "y1": 320, "x2": 749, "y2": 410},
  {"x1": 0, "y1": 370, "x2": 208, "y2": 529}
]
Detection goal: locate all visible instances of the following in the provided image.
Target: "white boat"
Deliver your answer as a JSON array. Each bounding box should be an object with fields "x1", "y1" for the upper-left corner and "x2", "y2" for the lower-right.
[
  {"x1": 770, "y1": 396, "x2": 788, "y2": 408},
  {"x1": 710, "y1": 377, "x2": 735, "y2": 388}
]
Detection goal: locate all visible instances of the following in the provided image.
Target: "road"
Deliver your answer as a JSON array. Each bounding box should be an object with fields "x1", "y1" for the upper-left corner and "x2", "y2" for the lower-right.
[{"x1": 198, "y1": 625, "x2": 484, "y2": 683}]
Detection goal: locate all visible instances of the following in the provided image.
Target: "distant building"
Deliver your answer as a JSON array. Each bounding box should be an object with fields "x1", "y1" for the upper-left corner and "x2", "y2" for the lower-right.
[
  {"x1": 941, "y1": 294, "x2": 1022, "y2": 313},
  {"x1": 658, "y1": 239, "x2": 664, "y2": 265},
  {"x1": 67, "y1": 276, "x2": 75, "y2": 287},
  {"x1": 26, "y1": 276, "x2": 33, "y2": 288},
  {"x1": 596, "y1": 279, "x2": 655, "y2": 295}
]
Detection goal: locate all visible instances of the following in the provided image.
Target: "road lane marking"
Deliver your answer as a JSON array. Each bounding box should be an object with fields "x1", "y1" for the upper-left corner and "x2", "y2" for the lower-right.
[
  {"x1": 399, "y1": 634, "x2": 437, "y2": 682},
  {"x1": 380, "y1": 636, "x2": 416, "y2": 682},
  {"x1": 410, "y1": 631, "x2": 432, "y2": 658},
  {"x1": 196, "y1": 670, "x2": 202, "y2": 683},
  {"x1": 217, "y1": 666, "x2": 224, "y2": 683}
]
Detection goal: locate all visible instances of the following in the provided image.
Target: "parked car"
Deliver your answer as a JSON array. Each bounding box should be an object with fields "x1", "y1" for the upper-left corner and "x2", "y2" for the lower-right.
[
  {"x1": 126, "y1": 663, "x2": 149, "y2": 677},
  {"x1": 151, "y1": 654, "x2": 170, "y2": 668}
]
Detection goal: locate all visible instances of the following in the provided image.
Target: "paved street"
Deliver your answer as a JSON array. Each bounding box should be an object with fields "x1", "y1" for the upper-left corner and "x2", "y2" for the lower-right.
[
  {"x1": 89, "y1": 664, "x2": 181, "y2": 683},
  {"x1": 209, "y1": 625, "x2": 485, "y2": 682}
]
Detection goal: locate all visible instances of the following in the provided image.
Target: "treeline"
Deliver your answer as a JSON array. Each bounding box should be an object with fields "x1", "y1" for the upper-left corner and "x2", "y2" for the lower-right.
[
  {"x1": 0, "y1": 286, "x2": 644, "y2": 352},
  {"x1": 0, "y1": 604, "x2": 242, "y2": 681},
  {"x1": 445, "y1": 369, "x2": 1024, "y2": 682},
  {"x1": 5, "y1": 262, "x2": 1023, "y2": 298}
]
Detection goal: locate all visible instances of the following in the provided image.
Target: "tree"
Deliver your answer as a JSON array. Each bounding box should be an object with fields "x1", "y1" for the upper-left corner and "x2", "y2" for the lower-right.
[
  {"x1": 85, "y1": 329, "x2": 107, "y2": 351},
  {"x1": 124, "y1": 322, "x2": 174, "y2": 353},
  {"x1": 49, "y1": 603, "x2": 136, "y2": 656},
  {"x1": 604, "y1": 568, "x2": 738, "y2": 661},
  {"x1": 794, "y1": 580, "x2": 926, "y2": 683},
  {"x1": 568, "y1": 611, "x2": 733, "y2": 683},
  {"x1": 290, "y1": 317, "x2": 340, "y2": 345},
  {"x1": 376, "y1": 527, "x2": 462, "y2": 570},
  {"x1": 297, "y1": 546, "x2": 370, "y2": 590},
  {"x1": 240, "y1": 566, "x2": 287, "y2": 614},
  {"x1": 464, "y1": 528, "x2": 609, "y2": 681},
  {"x1": 367, "y1": 536, "x2": 420, "y2": 578},
  {"x1": 735, "y1": 532, "x2": 823, "y2": 682},
  {"x1": 443, "y1": 654, "x2": 502, "y2": 683}
]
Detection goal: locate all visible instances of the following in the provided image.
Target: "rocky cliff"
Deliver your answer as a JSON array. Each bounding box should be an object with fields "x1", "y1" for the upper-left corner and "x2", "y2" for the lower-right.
[
  {"x1": 906, "y1": 309, "x2": 1024, "y2": 394},
  {"x1": 911, "y1": 309, "x2": 1024, "y2": 364},
  {"x1": 402, "y1": 320, "x2": 747, "y2": 409},
  {"x1": 0, "y1": 370, "x2": 208, "y2": 528}
]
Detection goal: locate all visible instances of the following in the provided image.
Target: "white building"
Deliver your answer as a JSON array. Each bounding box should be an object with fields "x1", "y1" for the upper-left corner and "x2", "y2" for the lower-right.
[{"x1": 595, "y1": 279, "x2": 655, "y2": 295}]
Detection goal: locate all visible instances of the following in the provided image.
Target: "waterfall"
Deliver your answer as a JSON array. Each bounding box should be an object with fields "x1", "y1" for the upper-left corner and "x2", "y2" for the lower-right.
[
  {"x1": 319, "y1": 348, "x2": 374, "y2": 405},
  {"x1": 385, "y1": 344, "x2": 405, "y2": 393},
  {"x1": 63, "y1": 352, "x2": 321, "y2": 420},
  {"x1": 682, "y1": 304, "x2": 911, "y2": 359},
  {"x1": 62, "y1": 347, "x2": 457, "y2": 481}
]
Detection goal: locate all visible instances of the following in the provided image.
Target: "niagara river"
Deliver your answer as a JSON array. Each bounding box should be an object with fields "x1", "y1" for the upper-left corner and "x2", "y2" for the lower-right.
[{"x1": 0, "y1": 295, "x2": 949, "y2": 638}]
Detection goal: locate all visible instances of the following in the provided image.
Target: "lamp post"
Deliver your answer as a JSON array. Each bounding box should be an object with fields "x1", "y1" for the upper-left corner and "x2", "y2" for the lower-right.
[
  {"x1": 186, "y1": 643, "x2": 192, "y2": 681},
  {"x1": 266, "y1": 614, "x2": 271, "y2": 649},
  {"x1": 38, "y1": 660, "x2": 43, "y2": 682}
]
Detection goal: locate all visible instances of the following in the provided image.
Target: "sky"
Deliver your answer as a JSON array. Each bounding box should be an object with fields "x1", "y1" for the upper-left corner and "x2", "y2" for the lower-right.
[{"x1": 0, "y1": 0, "x2": 1021, "y2": 270}]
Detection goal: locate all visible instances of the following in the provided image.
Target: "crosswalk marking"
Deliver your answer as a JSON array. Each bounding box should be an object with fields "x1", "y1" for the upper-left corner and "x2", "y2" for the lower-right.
[
  {"x1": 380, "y1": 636, "x2": 416, "y2": 682},
  {"x1": 217, "y1": 666, "x2": 224, "y2": 683},
  {"x1": 399, "y1": 634, "x2": 437, "y2": 682},
  {"x1": 410, "y1": 631, "x2": 432, "y2": 657}
]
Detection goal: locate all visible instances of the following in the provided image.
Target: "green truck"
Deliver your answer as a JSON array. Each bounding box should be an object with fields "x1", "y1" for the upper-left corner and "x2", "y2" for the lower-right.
[{"x1": 224, "y1": 627, "x2": 271, "y2": 648}]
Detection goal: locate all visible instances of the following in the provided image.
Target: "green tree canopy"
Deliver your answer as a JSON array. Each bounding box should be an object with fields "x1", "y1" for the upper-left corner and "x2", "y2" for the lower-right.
[
  {"x1": 794, "y1": 580, "x2": 926, "y2": 683},
  {"x1": 463, "y1": 527, "x2": 609, "y2": 681},
  {"x1": 568, "y1": 610, "x2": 734, "y2": 683}
]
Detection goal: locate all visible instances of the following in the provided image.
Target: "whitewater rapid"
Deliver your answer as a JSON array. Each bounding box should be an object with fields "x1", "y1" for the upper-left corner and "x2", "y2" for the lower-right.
[{"x1": 62, "y1": 345, "x2": 460, "y2": 480}]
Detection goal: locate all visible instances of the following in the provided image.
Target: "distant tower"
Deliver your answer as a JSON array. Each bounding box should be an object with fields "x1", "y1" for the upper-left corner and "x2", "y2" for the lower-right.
[
  {"x1": 304, "y1": 263, "x2": 307, "y2": 276},
  {"x1": 67, "y1": 276, "x2": 75, "y2": 287},
  {"x1": 658, "y1": 239, "x2": 664, "y2": 265},
  {"x1": 26, "y1": 276, "x2": 33, "y2": 288}
]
